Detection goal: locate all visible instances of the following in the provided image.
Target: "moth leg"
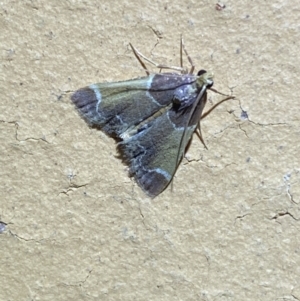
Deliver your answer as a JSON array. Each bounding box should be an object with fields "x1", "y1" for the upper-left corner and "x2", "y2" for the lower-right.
[
  {"x1": 209, "y1": 87, "x2": 233, "y2": 97},
  {"x1": 181, "y1": 37, "x2": 195, "y2": 75},
  {"x1": 196, "y1": 122, "x2": 208, "y2": 149},
  {"x1": 201, "y1": 95, "x2": 235, "y2": 120},
  {"x1": 129, "y1": 43, "x2": 186, "y2": 74},
  {"x1": 180, "y1": 35, "x2": 184, "y2": 71},
  {"x1": 129, "y1": 43, "x2": 150, "y2": 76}
]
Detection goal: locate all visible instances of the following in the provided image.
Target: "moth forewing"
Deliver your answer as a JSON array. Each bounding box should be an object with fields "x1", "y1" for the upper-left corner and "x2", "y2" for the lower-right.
[{"x1": 120, "y1": 104, "x2": 173, "y2": 141}]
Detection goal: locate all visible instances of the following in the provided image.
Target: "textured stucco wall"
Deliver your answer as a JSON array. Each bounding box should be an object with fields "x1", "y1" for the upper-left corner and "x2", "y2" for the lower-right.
[{"x1": 1, "y1": 0, "x2": 300, "y2": 300}]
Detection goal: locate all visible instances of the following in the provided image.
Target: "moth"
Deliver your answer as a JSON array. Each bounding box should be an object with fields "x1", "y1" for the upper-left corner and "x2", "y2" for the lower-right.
[{"x1": 71, "y1": 39, "x2": 233, "y2": 197}]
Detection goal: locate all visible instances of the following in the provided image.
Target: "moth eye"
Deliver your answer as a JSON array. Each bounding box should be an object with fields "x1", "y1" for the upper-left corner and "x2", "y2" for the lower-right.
[{"x1": 197, "y1": 69, "x2": 207, "y2": 76}]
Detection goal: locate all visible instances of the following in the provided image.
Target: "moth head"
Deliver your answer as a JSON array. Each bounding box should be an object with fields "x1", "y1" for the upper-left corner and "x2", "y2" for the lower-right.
[{"x1": 197, "y1": 69, "x2": 214, "y2": 88}]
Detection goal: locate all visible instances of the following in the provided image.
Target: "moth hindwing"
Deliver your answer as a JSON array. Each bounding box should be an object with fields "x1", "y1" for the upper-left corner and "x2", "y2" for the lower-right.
[{"x1": 71, "y1": 43, "x2": 218, "y2": 197}]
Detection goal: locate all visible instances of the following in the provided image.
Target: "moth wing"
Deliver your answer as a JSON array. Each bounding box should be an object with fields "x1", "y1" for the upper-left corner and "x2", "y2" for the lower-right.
[
  {"x1": 119, "y1": 92, "x2": 207, "y2": 197},
  {"x1": 71, "y1": 74, "x2": 197, "y2": 137}
]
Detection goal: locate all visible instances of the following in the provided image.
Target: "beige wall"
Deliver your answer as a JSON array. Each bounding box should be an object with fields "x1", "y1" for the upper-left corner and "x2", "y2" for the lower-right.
[{"x1": 1, "y1": 0, "x2": 300, "y2": 300}]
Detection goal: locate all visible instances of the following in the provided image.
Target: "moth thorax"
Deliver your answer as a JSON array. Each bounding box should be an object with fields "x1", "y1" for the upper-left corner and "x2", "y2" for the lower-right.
[{"x1": 172, "y1": 84, "x2": 197, "y2": 106}]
